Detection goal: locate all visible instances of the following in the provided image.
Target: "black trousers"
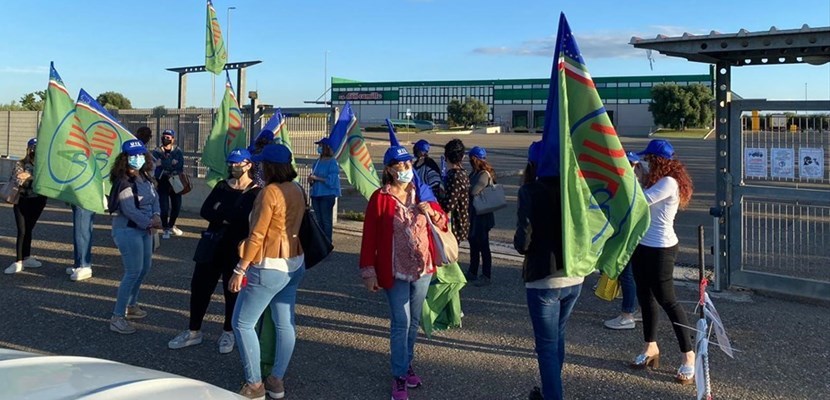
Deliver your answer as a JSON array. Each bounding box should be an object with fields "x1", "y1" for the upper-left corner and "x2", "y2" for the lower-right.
[
  {"x1": 631, "y1": 244, "x2": 693, "y2": 353},
  {"x1": 189, "y1": 244, "x2": 238, "y2": 331},
  {"x1": 157, "y1": 178, "x2": 182, "y2": 229},
  {"x1": 13, "y1": 195, "x2": 47, "y2": 261}
]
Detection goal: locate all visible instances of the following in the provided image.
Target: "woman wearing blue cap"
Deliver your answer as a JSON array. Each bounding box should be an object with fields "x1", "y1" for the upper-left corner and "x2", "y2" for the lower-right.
[
  {"x1": 152, "y1": 129, "x2": 185, "y2": 239},
  {"x1": 168, "y1": 148, "x2": 261, "y2": 354},
  {"x1": 5, "y1": 138, "x2": 48, "y2": 274},
  {"x1": 108, "y1": 139, "x2": 162, "y2": 334},
  {"x1": 628, "y1": 139, "x2": 696, "y2": 385},
  {"x1": 308, "y1": 137, "x2": 340, "y2": 242},
  {"x1": 412, "y1": 139, "x2": 443, "y2": 200},
  {"x1": 359, "y1": 144, "x2": 448, "y2": 400},
  {"x1": 467, "y1": 146, "x2": 497, "y2": 286}
]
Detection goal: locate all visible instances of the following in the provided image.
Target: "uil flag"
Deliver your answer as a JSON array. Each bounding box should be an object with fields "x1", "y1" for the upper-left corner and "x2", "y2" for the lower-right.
[
  {"x1": 33, "y1": 63, "x2": 106, "y2": 213},
  {"x1": 205, "y1": 0, "x2": 227, "y2": 74},
  {"x1": 538, "y1": 13, "x2": 650, "y2": 278},
  {"x1": 328, "y1": 102, "x2": 380, "y2": 200},
  {"x1": 260, "y1": 109, "x2": 296, "y2": 171},
  {"x1": 203, "y1": 73, "x2": 247, "y2": 187},
  {"x1": 73, "y1": 89, "x2": 137, "y2": 209}
]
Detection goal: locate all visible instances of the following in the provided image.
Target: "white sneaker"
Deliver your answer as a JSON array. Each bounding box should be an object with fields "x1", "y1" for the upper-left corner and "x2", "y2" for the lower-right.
[
  {"x1": 66, "y1": 267, "x2": 76, "y2": 275},
  {"x1": 70, "y1": 267, "x2": 93, "y2": 282},
  {"x1": 632, "y1": 310, "x2": 643, "y2": 322},
  {"x1": 168, "y1": 330, "x2": 204, "y2": 349},
  {"x1": 218, "y1": 331, "x2": 235, "y2": 354},
  {"x1": 110, "y1": 316, "x2": 136, "y2": 335},
  {"x1": 171, "y1": 226, "x2": 183, "y2": 236},
  {"x1": 604, "y1": 315, "x2": 635, "y2": 330},
  {"x1": 4, "y1": 261, "x2": 23, "y2": 275},
  {"x1": 22, "y1": 257, "x2": 42, "y2": 268},
  {"x1": 162, "y1": 230, "x2": 171, "y2": 239}
]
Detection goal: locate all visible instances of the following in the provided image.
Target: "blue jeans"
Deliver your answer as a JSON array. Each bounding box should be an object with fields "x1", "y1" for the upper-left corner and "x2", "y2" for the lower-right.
[
  {"x1": 619, "y1": 263, "x2": 638, "y2": 314},
  {"x1": 233, "y1": 266, "x2": 305, "y2": 384},
  {"x1": 526, "y1": 284, "x2": 582, "y2": 400},
  {"x1": 384, "y1": 274, "x2": 432, "y2": 378},
  {"x1": 311, "y1": 195, "x2": 336, "y2": 242},
  {"x1": 72, "y1": 205, "x2": 95, "y2": 268},
  {"x1": 112, "y1": 227, "x2": 153, "y2": 317}
]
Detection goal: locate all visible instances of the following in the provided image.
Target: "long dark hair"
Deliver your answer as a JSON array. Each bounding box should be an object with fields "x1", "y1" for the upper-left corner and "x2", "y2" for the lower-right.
[
  {"x1": 261, "y1": 161, "x2": 298, "y2": 184},
  {"x1": 319, "y1": 144, "x2": 334, "y2": 158},
  {"x1": 644, "y1": 155, "x2": 693, "y2": 209},
  {"x1": 110, "y1": 152, "x2": 154, "y2": 185},
  {"x1": 470, "y1": 157, "x2": 497, "y2": 184}
]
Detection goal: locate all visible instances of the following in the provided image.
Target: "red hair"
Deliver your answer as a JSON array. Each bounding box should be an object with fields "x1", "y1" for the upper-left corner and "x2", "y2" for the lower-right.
[{"x1": 644, "y1": 156, "x2": 693, "y2": 209}]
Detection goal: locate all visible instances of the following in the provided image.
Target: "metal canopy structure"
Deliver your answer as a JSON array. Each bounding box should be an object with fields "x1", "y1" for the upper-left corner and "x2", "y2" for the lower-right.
[
  {"x1": 166, "y1": 60, "x2": 262, "y2": 108},
  {"x1": 630, "y1": 25, "x2": 830, "y2": 299}
]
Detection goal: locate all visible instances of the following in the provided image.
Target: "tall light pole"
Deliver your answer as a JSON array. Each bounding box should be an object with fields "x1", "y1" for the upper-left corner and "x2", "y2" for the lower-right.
[
  {"x1": 805, "y1": 82, "x2": 808, "y2": 100},
  {"x1": 227, "y1": 6, "x2": 236, "y2": 59},
  {"x1": 324, "y1": 50, "x2": 331, "y2": 100}
]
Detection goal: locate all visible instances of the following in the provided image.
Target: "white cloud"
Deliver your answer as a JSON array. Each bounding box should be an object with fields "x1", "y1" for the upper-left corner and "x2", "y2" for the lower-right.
[
  {"x1": 472, "y1": 25, "x2": 707, "y2": 59},
  {"x1": 0, "y1": 66, "x2": 49, "y2": 74}
]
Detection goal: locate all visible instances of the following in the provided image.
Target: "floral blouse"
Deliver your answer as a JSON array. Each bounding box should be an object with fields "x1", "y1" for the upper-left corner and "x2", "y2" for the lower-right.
[
  {"x1": 439, "y1": 168, "x2": 470, "y2": 241},
  {"x1": 383, "y1": 185, "x2": 434, "y2": 281}
]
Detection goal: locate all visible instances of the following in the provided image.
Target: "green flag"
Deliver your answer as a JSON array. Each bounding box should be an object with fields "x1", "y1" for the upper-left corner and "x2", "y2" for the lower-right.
[
  {"x1": 33, "y1": 63, "x2": 106, "y2": 213},
  {"x1": 421, "y1": 262, "x2": 467, "y2": 337},
  {"x1": 205, "y1": 0, "x2": 227, "y2": 75},
  {"x1": 539, "y1": 14, "x2": 650, "y2": 278},
  {"x1": 328, "y1": 102, "x2": 380, "y2": 200},
  {"x1": 203, "y1": 76, "x2": 247, "y2": 187}
]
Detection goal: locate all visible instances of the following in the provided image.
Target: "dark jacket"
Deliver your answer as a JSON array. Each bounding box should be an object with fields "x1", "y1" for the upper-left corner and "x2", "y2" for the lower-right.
[
  {"x1": 200, "y1": 180, "x2": 262, "y2": 249},
  {"x1": 152, "y1": 145, "x2": 185, "y2": 180},
  {"x1": 514, "y1": 176, "x2": 563, "y2": 282}
]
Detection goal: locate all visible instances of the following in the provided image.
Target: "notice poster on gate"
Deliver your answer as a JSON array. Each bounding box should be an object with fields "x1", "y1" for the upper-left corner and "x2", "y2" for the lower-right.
[
  {"x1": 770, "y1": 148, "x2": 794, "y2": 178},
  {"x1": 744, "y1": 148, "x2": 767, "y2": 178},
  {"x1": 798, "y1": 148, "x2": 824, "y2": 179}
]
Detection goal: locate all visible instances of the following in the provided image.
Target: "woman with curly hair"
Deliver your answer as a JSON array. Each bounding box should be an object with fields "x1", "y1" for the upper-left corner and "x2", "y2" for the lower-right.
[
  {"x1": 439, "y1": 139, "x2": 470, "y2": 244},
  {"x1": 628, "y1": 139, "x2": 696, "y2": 385}
]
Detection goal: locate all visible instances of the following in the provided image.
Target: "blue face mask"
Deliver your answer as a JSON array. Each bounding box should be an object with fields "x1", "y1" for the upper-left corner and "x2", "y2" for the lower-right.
[
  {"x1": 396, "y1": 168, "x2": 414, "y2": 184},
  {"x1": 317, "y1": 146, "x2": 323, "y2": 155},
  {"x1": 128, "y1": 155, "x2": 145, "y2": 170}
]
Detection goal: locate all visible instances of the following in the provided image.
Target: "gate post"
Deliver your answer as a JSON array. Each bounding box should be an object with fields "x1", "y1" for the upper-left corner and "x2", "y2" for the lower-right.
[{"x1": 713, "y1": 62, "x2": 732, "y2": 291}]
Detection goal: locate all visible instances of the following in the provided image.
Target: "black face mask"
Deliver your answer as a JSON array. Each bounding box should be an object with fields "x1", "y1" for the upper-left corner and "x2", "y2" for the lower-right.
[{"x1": 162, "y1": 138, "x2": 173, "y2": 146}]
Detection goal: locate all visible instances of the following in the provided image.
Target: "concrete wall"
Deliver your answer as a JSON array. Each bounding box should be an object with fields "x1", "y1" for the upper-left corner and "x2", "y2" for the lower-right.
[{"x1": 0, "y1": 111, "x2": 41, "y2": 158}]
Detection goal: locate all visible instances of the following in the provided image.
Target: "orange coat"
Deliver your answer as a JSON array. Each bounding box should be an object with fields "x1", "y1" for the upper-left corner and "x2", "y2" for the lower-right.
[{"x1": 239, "y1": 182, "x2": 305, "y2": 264}]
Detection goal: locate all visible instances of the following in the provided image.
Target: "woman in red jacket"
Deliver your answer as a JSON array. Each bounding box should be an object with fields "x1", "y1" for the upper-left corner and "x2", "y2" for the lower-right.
[{"x1": 360, "y1": 145, "x2": 447, "y2": 400}]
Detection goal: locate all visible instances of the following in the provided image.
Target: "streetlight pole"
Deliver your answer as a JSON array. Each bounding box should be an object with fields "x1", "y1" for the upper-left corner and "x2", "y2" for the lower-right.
[
  {"x1": 227, "y1": 6, "x2": 236, "y2": 59},
  {"x1": 324, "y1": 50, "x2": 330, "y2": 101},
  {"x1": 805, "y1": 82, "x2": 807, "y2": 100}
]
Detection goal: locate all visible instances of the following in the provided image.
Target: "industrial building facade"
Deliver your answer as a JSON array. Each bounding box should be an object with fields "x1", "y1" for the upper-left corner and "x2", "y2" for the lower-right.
[{"x1": 331, "y1": 74, "x2": 712, "y2": 135}]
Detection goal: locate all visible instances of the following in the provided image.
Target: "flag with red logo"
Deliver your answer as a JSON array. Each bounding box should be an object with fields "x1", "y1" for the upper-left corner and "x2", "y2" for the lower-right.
[
  {"x1": 538, "y1": 14, "x2": 650, "y2": 278},
  {"x1": 203, "y1": 73, "x2": 247, "y2": 187},
  {"x1": 328, "y1": 102, "x2": 379, "y2": 200},
  {"x1": 205, "y1": 0, "x2": 227, "y2": 74}
]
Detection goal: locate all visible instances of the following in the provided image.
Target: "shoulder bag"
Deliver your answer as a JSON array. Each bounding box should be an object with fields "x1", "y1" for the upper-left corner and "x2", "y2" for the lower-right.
[
  {"x1": 296, "y1": 182, "x2": 333, "y2": 269},
  {"x1": 169, "y1": 173, "x2": 192, "y2": 195},
  {"x1": 1, "y1": 173, "x2": 20, "y2": 205},
  {"x1": 427, "y1": 215, "x2": 458, "y2": 265},
  {"x1": 472, "y1": 171, "x2": 506, "y2": 214}
]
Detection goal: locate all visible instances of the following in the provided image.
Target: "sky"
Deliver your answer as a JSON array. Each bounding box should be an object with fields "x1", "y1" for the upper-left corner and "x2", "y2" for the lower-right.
[{"x1": 1, "y1": 0, "x2": 829, "y2": 109}]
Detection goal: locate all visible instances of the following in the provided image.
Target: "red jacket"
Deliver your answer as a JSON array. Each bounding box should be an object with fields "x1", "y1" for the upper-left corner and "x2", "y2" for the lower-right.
[{"x1": 359, "y1": 188, "x2": 447, "y2": 289}]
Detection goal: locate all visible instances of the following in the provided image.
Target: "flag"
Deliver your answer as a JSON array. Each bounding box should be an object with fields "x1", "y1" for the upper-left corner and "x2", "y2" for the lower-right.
[
  {"x1": 421, "y1": 261, "x2": 466, "y2": 337},
  {"x1": 386, "y1": 118, "x2": 435, "y2": 202},
  {"x1": 328, "y1": 102, "x2": 380, "y2": 200},
  {"x1": 205, "y1": 0, "x2": 227, "y2": 74},
  {"x1": 261, "y1": 108, "x2": 296, "y2": 171},
  {"x1": 33, "y1": 63, "x2": 106, "y2": 213},
  {"x1": 538, "y1": 13, "x2": 650, "y2": 278},
  {"x1": 72, "y1": 88, "x2": 137, "y2": 209},
  {"x1": 203, "y1": 73, "x2": 247, "y2": 187}
]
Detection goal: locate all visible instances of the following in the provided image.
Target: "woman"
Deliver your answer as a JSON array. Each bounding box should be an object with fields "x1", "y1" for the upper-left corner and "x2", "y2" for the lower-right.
[
  {"x1": 629, "y1": 139, "x2": 696, "y2": 385},
  {"x1": 152, "y1": 129, "x2": 185, "y2": 238},
  {"x1": 412, "y1": 139, "x2": 443, "y2": 200},
  {"x1": 359, "y1": 145, "x2": 447, "y2": 400},
  {"x1": 229, "y1": 144, "x2": 305, "y2": 400},
  {"x1": 308, "y1": 137, "x2": 341, "y2": 242},
  {"x1": 439, "y1": 138, "x2": 470, "y2": 245},
  {"x1": 5, "y1": 138, "x2": 48, "y2": 275},
  {"x1": 467, "y1": 146, "x2": 496, "y2": 286},
  {"x1": 168, "y1": 148, "x2": 261, "y2": 354},
  {"x1": 109, "y1": 139, "x2": 162, "y2": 334},
  {"x1": 515, "y1": 142, "x2": 583, "y2": 400}
]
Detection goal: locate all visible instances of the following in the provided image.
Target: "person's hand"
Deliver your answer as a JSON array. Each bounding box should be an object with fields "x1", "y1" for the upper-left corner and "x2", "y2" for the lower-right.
[
  {"x1": 172, "y1": 159, "x2": 179, "y2": 165},
  {"x1": 417, "y1": 202, "x2": 433, "y2": 218},
  {"x1": 150, "y1": 215, "x2": 163, "y2": 229},
  {"x1": 229, "y1": 273, "x2": 245, "y2": 293},
  {"x1": 307, "y1": 174, "x2": 315, "y2": 185},
  {"x1": 363, "y1": 276, "x2": 380, "y2": 293},
  {"x1": 16, "y1": 171, "x2": 31, "y2": 182}
]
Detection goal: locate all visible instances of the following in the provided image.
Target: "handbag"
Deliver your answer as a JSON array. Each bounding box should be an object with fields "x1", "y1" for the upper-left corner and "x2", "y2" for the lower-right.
[
  {"x1": 193, "y1": 229, "x2": 225, "y2": 263},
  {"x1": 178, "y1": 173, "x2": 192, "y2": 195},
  {"x1": 168, "y1": 174, "x2": 188, "y2": 194},
  {"x1": 427, "y1": 216, "x2": 459, "y2": 265},
  {"x1": 472, "y1": 172, "x2": 507, "y2": 214},
  {"x1": 0, "y1": 179, "x2": 20, "y2": 205},
  {"x1": 295, "y1": 182, "x2": 333, "y2": 269},
  {"x1": 594, "y1": 274, "x2": 622, "y2": 301}
]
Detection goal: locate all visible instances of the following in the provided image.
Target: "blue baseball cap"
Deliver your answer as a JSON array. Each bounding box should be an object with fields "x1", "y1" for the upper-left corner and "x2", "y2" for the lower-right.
[
  {"x1": 626, "y1": 151, "x2": 640, "y2": 163},
  {"x1": 384, "y1": 145, "x2": 414, "y2": 165},
  {"x1": 27, "y1": 138, "x2": 37, "y2": 147},
  {"x1": 162, "y1": 129, "x2": 175, "y2": 137},
  {"x1": 251, "y1": 143, "x2": 292, "y2": 163},
  {"x1": 528, "y1": 141, "x2": 542, "y2": 164},
  {"x1": 637, "y1": 139, "x2": 674, "y2": 159},
  {"x1": 469, "y1": 146, "x2": 487, "y2": 160},
  {"x1": 413, "y1": 139, "x2": 430, "y2": 154},
  {"x1": 227, "y1": 148, "x2": 252, "y2": 163},
  {"x1": 122, "y1": 139, "x2": 147, "y2": 156}
]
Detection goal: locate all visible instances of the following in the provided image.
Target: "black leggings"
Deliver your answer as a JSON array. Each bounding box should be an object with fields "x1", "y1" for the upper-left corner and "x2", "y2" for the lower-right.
[
  {"x1": 468, "y1": 227, "x2": 492, "y2": 278},
  {"x1": 13, "y1": 196, "x2": 48, "y2": 261},
  {"x1": 631, "y1": 244, "x2": 693, "y2": 353},
  {"x1": 157, "y1": 178, "x2": 182, "y2": 229},
  {"x1": 189, "y1": 248, "x2": 238, "y2": 331}
]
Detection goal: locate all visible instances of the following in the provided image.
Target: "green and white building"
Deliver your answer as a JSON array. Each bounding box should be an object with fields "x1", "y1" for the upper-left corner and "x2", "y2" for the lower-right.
[{"x1": 330, "y1": 74, "x2": 713, "y2": 136}]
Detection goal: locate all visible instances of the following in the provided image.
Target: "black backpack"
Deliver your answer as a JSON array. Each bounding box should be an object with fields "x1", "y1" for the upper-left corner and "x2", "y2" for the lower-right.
[{"x1": 107, "y1": 178, "x2": 140, "y2": 214}]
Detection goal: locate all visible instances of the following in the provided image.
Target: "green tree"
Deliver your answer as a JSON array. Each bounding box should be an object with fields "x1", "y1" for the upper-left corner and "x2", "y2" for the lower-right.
[
  {"x1": 151, "y1": 105, "x2": 168, "y2": 118},
  {"x1": 447, "y1": 97, "x2": 489, "y2": 127},
  {"x1": 0, "y1": 101, "x2": 26, "y2": 111},
  {"x1": 447, "y1": 99, "x2": 463, "y2": 127},
  {"x1": 19, "y1": 91, "x2": 46, "y2": 111},
  {"x1": 96, "y1": 91, "x2": 132, "y2": 110},
  {"x1": 649, "y1": 83, "x2": 713, "y2": 130},
  {"x1": 414, "y1": 111, "x2": 432, "y2": 121}
]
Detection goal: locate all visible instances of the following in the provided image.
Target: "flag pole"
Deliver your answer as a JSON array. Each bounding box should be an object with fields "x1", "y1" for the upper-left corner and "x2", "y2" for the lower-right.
[{"x1": 212, "y1": 74, "x2": 216, "y2": 109}]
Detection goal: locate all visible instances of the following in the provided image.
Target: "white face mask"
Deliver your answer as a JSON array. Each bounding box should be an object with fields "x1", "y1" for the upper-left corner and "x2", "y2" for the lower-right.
[{"x1": 396, "y1": 168, "x2": 414, "y2": 184}]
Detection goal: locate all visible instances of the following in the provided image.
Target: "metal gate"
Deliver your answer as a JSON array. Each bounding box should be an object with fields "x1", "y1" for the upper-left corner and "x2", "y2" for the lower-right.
[{"x1": 726, "y1": 99, "x2": 830, "y2": 299}]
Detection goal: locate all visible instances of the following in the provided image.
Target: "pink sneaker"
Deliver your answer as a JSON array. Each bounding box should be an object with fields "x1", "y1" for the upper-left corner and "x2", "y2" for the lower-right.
[
  {"x1": 391, "y1": 377, "x2": 408, "y2": 400},
  {"x1": 406, "y1": 366, "x2": 422, "y2": 388}
]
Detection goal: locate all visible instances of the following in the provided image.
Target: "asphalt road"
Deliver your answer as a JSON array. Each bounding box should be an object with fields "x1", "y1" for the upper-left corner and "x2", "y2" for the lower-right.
[{"x1": 1, "y1": 196, "x2": 828, "y2": 399}]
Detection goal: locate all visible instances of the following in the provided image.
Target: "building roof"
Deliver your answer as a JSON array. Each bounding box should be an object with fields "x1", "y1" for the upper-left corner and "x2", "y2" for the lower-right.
[
  {"x1": 630, "y1": 25, "x2": 830, "y2": 66},
  {"x1": 331, "y1": 74, "x2": 711, "y2": 88}
]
